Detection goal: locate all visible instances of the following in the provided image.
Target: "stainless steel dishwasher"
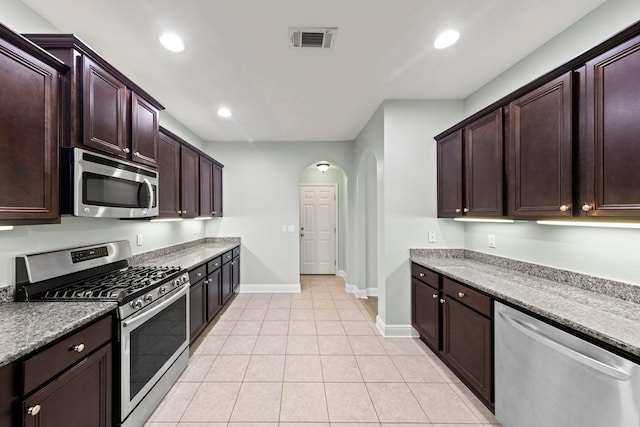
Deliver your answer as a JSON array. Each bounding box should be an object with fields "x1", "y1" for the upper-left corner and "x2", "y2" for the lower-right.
[{"x1": 495, "y1": 302, "x2": 640, "y2": 427}]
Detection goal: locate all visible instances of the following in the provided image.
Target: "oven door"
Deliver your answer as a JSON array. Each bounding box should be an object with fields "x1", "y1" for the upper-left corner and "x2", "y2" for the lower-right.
[
  {"x1": 119, "y1": 285, "x2": 189, "y2": 421},
  {"x1": 75, "y1": 148, "x2": 159, "y2": 218}
]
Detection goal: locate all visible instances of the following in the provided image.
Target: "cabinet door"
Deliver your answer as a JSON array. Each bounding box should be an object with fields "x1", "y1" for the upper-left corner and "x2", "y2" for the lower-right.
[
  {"x1": 189, "y1": 280, "x2": 206, "y2": 343},
  {"x1": 180, "y1": 145, "x2": 199, "y2": 218},
  {"x1": 508, "y1": 72, "x2": 573, "y2": 218},
  {"x1": 584, "y1": 35, "x2": 640, "y2": 217},
  {"x1": 23, "y1": 343, "x2": 111, "y2": 427},
  {"x1": 207, "y1": 269, "x2": 222, "y2": 321},
  {"x1": 157, "y1": 132, "x2": 181, "y2": 218},
  {"x1": 221, "y1": 262, "x2": 233, "y2": 305},
  {"x1": 212, "y1": 163, "x2": 223, "y2": 217},
  {"x1": 442, "y1": 298, "x2": 492, "y2": 404},
  {"x1": 82, "y1": 56, "x2": 128, "y2": 157},
  {"x1": 0, "y1": 37, "x2": 59, "y2": 223},
  {"x1": 199, "y1": 156, "x2": 214, "y2": 217},
  {"x1": 465, "y1": 110, "x2": 503, "y2": 217},
  {"x1": 437, "y1": 130, "x2": 463, "y2": 217},
  {"x1": 130, "y1": 92, "x2": 159, "y2": 167},
  {"x1": 231, "y1": 257, "x2": 240, "y2": 292},
  {"x1": 411, "y1": 278, "x2": 440, "y2": 351}
]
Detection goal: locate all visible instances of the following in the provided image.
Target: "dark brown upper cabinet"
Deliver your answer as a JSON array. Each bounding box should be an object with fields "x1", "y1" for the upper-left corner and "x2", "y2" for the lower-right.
[
  {"x1": 212, "y1": 163, "x2": 223, "y2": 217},
  {"x1": 199, "y1": 156, "x2": 214, "y2": 217},
  {"x1": 507, "y1": 72, "x2": 573, "y2": 218},
  {"x1": 437, "y1": 109, "x2": 503, "y2": 218},
  {"x1": 158, "y1": 131, "x2": 181, "y2": 219},
  {"x1": 0, "y1": 25, "x2": 67, "y2": 225},
  {"x1": 24, "y1": 34, "x2": 163, "y2": 167},
  {"x1": 180, "y1": 144, "x2": 199, "y2": 219},
  {"x1": 582, "y1": 34, "x2": 640, "y2": 217}
]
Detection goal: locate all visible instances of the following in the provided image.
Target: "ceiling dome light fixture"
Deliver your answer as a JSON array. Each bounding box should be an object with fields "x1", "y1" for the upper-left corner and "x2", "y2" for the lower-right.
[
  {"x1": 316, "y1": 162, "x2": 330, "y2": 173},
  {"x1": 434, "y1": 30, "x2": 460, "y2": 49},
  {"x1": 217, "y1": 107, "x2": 232, "y2": 118},
  {"x1": 159, "y1": 33, "x2": 185, "y2": 52}
]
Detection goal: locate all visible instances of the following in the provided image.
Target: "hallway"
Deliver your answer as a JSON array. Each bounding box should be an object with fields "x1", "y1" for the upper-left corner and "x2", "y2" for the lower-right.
[{"x1": 146, "y1": 275, "x2": 500, "y2": 426}]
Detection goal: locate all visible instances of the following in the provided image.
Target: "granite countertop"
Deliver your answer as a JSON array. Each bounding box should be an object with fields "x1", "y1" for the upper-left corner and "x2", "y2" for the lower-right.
[
  {"x1": 0, "y1": 301, "x2": 116, "y2": 367},
  {"x1": 410, "y1": 253, "x2": 640, "y2": 359},
  {"x1": 0, "y1": 238, "x2": 240, "y2": 368}
]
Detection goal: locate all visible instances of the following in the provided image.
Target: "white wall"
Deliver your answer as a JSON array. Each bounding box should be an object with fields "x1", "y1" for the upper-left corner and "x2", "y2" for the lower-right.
[
  {"x1": 203, "y1": 141, "x2": 353, "y2": 288},
  {"x1": 461, "y1": 0, "x2": 640, "y2": 286},
  {"x1": 299, "y1": 167, "x2": 348, "y2": 272},
  {"x1": 382, "y1": 100, "x2": 465, "y2": 326}
]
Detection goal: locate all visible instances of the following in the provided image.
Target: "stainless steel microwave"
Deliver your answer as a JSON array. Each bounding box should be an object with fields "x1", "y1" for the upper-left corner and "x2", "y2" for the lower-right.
[{"x1": 61, "y1": 148, "x2": 159, "y2": 218}]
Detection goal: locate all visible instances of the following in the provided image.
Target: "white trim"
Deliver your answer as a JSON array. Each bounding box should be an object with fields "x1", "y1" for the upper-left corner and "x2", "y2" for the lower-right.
[
  {"x1": 237, "y1": 284, "x2": 301, "y2": 293},
  {"x1": 337, "y1": 270, "x2": 347, "y2": 280},
  {"x1": 366, "y1": 287, "x2": 378, "y2": 297},
  {"x1": 375, "y1": 315, "x2": 420, "y2": 338},
  {"x1": 344, "y1": 283, "x2": 368, "y2": 299}
]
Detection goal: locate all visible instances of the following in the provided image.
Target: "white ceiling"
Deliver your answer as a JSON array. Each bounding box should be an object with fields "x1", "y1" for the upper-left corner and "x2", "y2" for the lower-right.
[{"x1": 21, "y1": 0, "x2": 607, "y2": 142}]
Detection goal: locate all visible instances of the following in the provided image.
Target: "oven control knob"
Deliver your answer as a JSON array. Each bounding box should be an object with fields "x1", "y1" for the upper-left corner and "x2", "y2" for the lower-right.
[
  {"x1": 159, "y1": 286, "x2": 168, "y2": 295},
  {"x1": 144, "y1": 294, "x2": 153, "y2": 303},
  {"x1": 83, "y1": 208, "x2": 90, "y2": 214},
  {"x1": 173, "y1": 279, "x2": 180, "y2": 287},
  {"x1": 181, "y1": 276, "x2": 188, "y2": 283},
  {"x1": 131, "y1": 299, "x2": 143, "y2": 309}
]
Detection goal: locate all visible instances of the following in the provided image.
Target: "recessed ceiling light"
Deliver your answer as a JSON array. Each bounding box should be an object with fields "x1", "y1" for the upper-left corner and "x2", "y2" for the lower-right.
[
  {"x1": 217, "y1": 107, "x2": 232, "y2": 118},
  {"x1": 159, "y1": 33, "x2": 185, "y2": 52},
  {"x1": 434, "y1": 30, "x2": 460, "y2": 49}
]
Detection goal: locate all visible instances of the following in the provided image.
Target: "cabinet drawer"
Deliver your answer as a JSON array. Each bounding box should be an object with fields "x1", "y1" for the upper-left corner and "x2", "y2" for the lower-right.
[
  {"x1": 189, "y1": 264, "x2": 207, "y2": 284},
  {"x1": 207, "y1": 257, "x2": 222, "y2": 272},
  {"x1": 222, "y1": 251, "x2": 233, "y2": 264},
  {"x1": 22, "y1": 315, "x2": 112, "y2": 395},
  {"x1": 443, "y1": 277, "x2": 491, "y2": 318},
  {"x1": 411, "y1": 263, "x2": 439, "y2": 288},
  {"x1": 233, "y1": 247, "x2": 240, "y2": 258}
]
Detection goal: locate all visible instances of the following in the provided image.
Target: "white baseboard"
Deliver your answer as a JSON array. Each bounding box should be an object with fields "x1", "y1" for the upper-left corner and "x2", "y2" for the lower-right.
[
  {"x1": 336, "y1": 270, "x2": 347, "y2": 280},
  {"x1": 237, "y1": 284, "x2": 301, "y2": 293},
  {"x1": 366, "y1": 287, "x2": 378, "y2": 297},
  {"x1": 344, "y1": 283, "x2": 369, "y2": 298},
  {"x1": 376, "y1": 315, "x2": 420, "y2": 338}
]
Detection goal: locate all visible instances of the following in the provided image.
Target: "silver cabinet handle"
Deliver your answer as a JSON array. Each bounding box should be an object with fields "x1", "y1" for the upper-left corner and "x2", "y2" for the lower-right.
[
  {"x1": 440, "y1": 298, "x2": 445, "y2": 304},
  {"x1": 27, "y1": 405, "x2": 41, "y2": 416},
  {"x1": 458, "y1": 292, "x2": 465, "y2": 298},
  {"x1": 134, "y1": 151, "x2": 140, "y2": 157},
  {"x1": 455, "y1": 208, "x2": 461, "y2": 213},
  {"x1": 123, "y1": 147, "x2": 130, "y2": 154},
  {"x1": 432, "y1": 293, "x2": 438, "y2": 299},
  {"x1": 582, "y1": 204, "x2": 593, "y2": 212},
  {"x1": 463, "y1": 208, "x2": 469, "y2": 213},
  {"x1": 177, "y1": 210, "x2": 182, "y2": 214},
  {"x1": 196, "y1": 272, "x2": 202, "y2": 277},
  {"x1": 70, "y1": 343, "x2": 85, "y2": 353},
  {"x1": 212, "y1": 211, "x2": 217, "y2": 215},
  {"x1": 419, "y1": 272, "x2": 425, "y2": 277},
  {"x1": 559, "y1": 205, "x2": 571, "y2": 212}
]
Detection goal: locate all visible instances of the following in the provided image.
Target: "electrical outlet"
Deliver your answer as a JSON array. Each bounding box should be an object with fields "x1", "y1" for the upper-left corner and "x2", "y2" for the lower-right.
[
  {"x1": 488, "y1": 234, "x2": 496, "y2": 248},
  {"x1": 281, "y1": 225, "x2": 287, "y2": 232},
  {"x1": 428, "y1": 231, "x2": 437, "y2": 243},
  {"x1": 136, "y1": 233, "x2": 143, "y2": 246},
  {"x1": 288, "y1": 224, "x2": 295, "y2": 232}
]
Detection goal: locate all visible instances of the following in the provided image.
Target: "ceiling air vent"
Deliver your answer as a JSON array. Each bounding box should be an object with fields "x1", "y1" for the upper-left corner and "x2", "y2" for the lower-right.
[{"x1": 289, "y1": 27, "x2": 337, "y2": 49}]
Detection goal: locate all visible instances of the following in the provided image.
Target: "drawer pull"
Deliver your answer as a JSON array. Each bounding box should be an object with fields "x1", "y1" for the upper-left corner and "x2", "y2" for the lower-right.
[
  {"x1": 419, "y1": 273, "x2": 425, "y2": 277},
  {"x1": 26, "y1": 405, "x2": 41, "y2": 416},
  {"x1": 463, "y1": 208, "x2": 470, "y2": 213},
  {"x1": 122, "y1": 147, "x2": 130, "y2": 154},
  {"x1": 432, "y1": 293, "x2": 438, "y2": 299},
  {"x1": 440, "y1": 298, "x2": 445, "y2": 304},
  {"x1": 196, "y1": 272, "x2": 202, "y2": 277},
  {"x1": 70, "y1": 343, "x2": 85, "y2": 353},
  {"x1": 458, "y1": 292, "x2": 465, "y2": 298},
  {"x1": 559, "y1": 204, "x2": 571, "y2": 212},
  {"x1": 455, "y1": 208, "x2": 461, "y2": 213}
]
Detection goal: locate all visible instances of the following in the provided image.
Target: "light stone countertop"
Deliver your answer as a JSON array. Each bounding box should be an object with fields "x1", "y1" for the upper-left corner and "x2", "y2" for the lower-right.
[
  {"x1": 411, "y1": 254, "x2": 640, "y2": 359},
  {"x1": 0, "y1": 301, "x2": 116, "y2": 367},
  {"x1": 135, "y1": 243, "x2": 239, "y2": 270}
]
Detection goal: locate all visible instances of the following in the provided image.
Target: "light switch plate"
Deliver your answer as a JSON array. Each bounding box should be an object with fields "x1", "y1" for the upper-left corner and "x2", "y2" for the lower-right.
[
  {"x1": 488, "y1": 234, "x2": 496, "y2": 248},
  {"x1": 288, "y1": 225, "x2": 295, "y2": 232},
  {"x1": 136, "y1": 233, "x2": 143, "y2": 246},
  {"x1": 282, "y1": 225, "x2": 288, "y2": 232}
]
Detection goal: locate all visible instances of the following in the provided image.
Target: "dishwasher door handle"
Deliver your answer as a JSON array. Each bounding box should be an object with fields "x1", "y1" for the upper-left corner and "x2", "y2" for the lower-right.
[{"x1": 498, "y1": 310, "x2": 631, "y2": 381}]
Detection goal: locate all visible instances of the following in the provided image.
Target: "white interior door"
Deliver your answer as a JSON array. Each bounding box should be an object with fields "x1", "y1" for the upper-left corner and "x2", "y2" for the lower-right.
[{"x1": 300, "y1": 185, "x2": 336, "y2": 274}]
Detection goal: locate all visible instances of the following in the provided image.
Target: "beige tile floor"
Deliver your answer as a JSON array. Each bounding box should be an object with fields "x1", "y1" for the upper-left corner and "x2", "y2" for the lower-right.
[{"x1": 146, "y1": 275, "x2": 502, "y2": 427}]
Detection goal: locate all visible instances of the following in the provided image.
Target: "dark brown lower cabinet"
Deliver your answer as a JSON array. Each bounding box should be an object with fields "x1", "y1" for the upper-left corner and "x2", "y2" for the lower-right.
[
  {"x1": 207, "y1": 269, "x2": 222, "y2": 321},
  {"x1": 231, "y1": 256, "x2": 240, "y2": 293},
  {"x1": 189, "y1": 279, "x2": 207, "y2": 343},
  {"x1": 23, "y1": 343, "x2": 112, "y2": 427},
  {"x1": 442, "y1": 298, "x2": 492, "y2": 404},
  {"x1": 411, "y1": 277, "x2": 440, "y2": 350},
  {"x1": 221, "y1": 261, "x2": 233, "y2": 305},
  {"x1": 411, "y1": 263, "x2": 494, "y2": 410}
]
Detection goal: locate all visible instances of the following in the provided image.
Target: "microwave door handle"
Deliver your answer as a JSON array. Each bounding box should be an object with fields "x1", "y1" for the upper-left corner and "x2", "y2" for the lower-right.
[{"x1": 143, "y1": 178, "x2": 153, "y2": 211}]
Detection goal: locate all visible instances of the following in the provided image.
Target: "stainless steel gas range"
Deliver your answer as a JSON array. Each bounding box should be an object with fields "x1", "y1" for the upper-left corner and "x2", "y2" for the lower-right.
[{"x1": 15, "y1": 241, "x2": 190, "y2": 427}]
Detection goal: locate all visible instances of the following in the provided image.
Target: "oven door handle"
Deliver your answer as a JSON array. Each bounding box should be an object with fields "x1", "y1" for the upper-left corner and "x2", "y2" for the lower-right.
[{"x1": 122, "y1": 285, "x2": 188, "y2": 330}]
